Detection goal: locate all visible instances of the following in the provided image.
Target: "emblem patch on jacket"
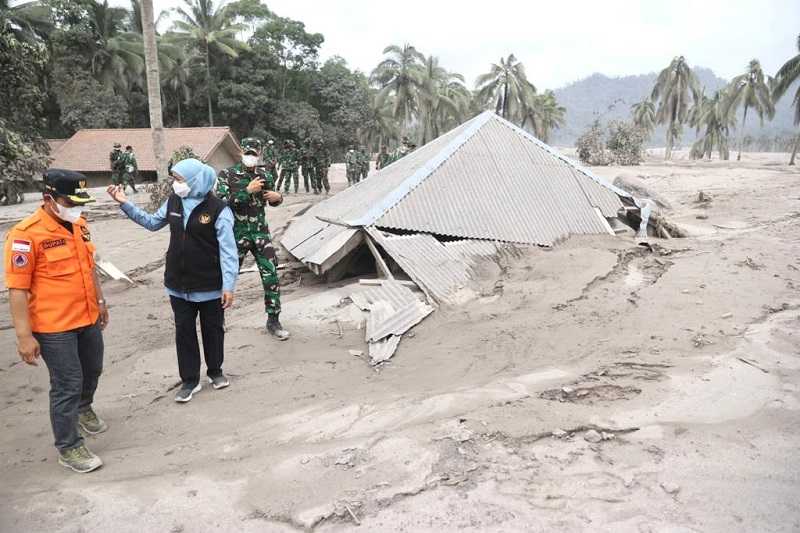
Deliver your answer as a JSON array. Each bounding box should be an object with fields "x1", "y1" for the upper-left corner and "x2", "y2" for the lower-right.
[
  {"x1": 12, "y1": 253, "x2": 28, "y2": 267},
  {"x1": 199, "y1": 213, "x2": 212, "y2": 224}
]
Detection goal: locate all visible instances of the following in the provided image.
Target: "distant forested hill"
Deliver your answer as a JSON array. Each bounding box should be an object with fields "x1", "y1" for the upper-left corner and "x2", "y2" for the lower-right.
[{"x1": 550, "y1": 68, "x2": 798, "y2": 149}]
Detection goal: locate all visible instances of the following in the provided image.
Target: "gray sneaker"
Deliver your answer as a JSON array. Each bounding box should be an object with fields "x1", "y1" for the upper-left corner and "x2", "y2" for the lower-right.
[
  {"x1": 208, "y1": 374, "x2": 230, "y2": 390},
  {"x1": 175, "y1": 383, "x2": 201, "y2": 403},
  {"x1": 58, "y1": 444, "x2": 103, "y2": 473},
  {"x1": 78, "y1": 408, "x2": 108, "y2": 435}
]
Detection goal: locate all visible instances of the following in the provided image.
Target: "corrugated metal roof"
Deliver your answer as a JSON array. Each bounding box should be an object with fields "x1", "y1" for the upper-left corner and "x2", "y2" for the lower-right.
[
  {"x1": 376, "y1": 117, "x2": 623, "y2": 245},
  {"x1": 443, "y1": 240, "x2": 502, "y2": 266},
  {"x1": 350, "y1": 280, "x2": 420, "y2": 311},
  {"x1": 368, "y1": 335, "x2": 402, "y2": 366},
  {"x1": 367, "y1": 299, "x2": 434, "y2": 342},
  {"x1": 281, "y1": 111, "x2": 633, "y2": 271},
  {"x1": 368, "y1": 229, "x2": 475, "y2": 305}
]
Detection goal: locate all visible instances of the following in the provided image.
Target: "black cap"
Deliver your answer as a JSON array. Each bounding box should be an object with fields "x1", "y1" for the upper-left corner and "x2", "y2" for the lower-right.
[{"x1": 43, "y1": 169, "x2": 95, "y2": 205}]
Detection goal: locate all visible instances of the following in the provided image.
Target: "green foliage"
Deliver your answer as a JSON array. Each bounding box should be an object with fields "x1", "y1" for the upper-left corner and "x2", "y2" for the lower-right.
[
  {"x1": 651, "y1": 56, "x2": 701, "y2": 158},
  {"x1": 0, "y1": 16, "x2": 48, "y2": 132},
  {"x1": 53, "y1": 64, "x2": 129, "y2": 132}
]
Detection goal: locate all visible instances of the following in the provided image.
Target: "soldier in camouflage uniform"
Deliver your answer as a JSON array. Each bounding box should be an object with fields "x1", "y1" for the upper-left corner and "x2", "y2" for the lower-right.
[
  {"x1": 120, "y1": 145, "x2": 139, "y2": 193},
  {"x1": 376, "y1": 145, "x2": 390, "y2": 170},
  {"x1": 299, "y1": 139, "x2": 316, "y2": 194},
  {"x1": 344, "y1": 146, "x2": 359, "y2": 185},
  {"x1": 109, "y1": 143, "x2": 124, "y2": 186},
  {"x1": 277, "y1": 139, "x2": 299, "y2": 194},
  {"x1": 358, "y1": 146, "x2": 370, "y2": 181},
  {"x1": 215, "y1": 138, "x2": 289, "y2": 340},
  {"x1": 312, "y1": 138, "x2": 331, "y2": 194}
]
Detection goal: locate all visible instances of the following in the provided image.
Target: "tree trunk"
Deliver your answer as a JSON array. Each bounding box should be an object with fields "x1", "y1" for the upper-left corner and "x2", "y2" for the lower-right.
[
  {"x1": 737, "y1": 105, "x2": 748, "y2": 161},
  {"x1": 502, "y1": 81, "x2": 509, "y2": 119},
  {"x1": 140, "y1": 0, "x2": 168, "y2": 186},
  {"x1": 665, "y1": 120, "x2": 673, "y2": 160},
  {"x1": 789, "y1": 131, "x2": 799, "y2": 166},
  {"x1": 205, "y1": 42, "x2": 214, "y2": 127},
  {"x1": 176, "y1": 93, "x2": 182, "y2": 128}
]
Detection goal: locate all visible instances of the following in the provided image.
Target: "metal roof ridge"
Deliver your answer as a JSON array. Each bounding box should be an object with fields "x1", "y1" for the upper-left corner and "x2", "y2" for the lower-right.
[
  {"x1": 345, "y1": 111, "x2": 495, "y2": 227},
  {"x1": 489, "y1": 114, "x2": 633, "y2": 200}
]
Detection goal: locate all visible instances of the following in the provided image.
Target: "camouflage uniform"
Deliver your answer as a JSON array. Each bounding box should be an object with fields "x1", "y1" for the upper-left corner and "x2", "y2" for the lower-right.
[
  {"x1": 277, "y1": 141, "x2": 299, "y2": 194},
  {"x1": 313, "y1": 139, "x2": 330, "y2": 194},
  {"x1": 344, "y1": 149, "x2": 359, "y2": 185},
  {"x1": 300, "y1": 140, "x2": 316, "y2": 193},
  {"x1": 376, "y1": 147, "x2": 391, "y2": 170},
  {"x1": 215, "y1": 138, "x2": 283, "y2": 317},
  {"x1": 109, "y1": 144, "x2": 124, "y2": 185},
  {"x1": 358, "y1": 148, "x2": 370, "y2": 181},
  {"x1": 120, "y1": 148, "x2": 138, "y2": 193}
]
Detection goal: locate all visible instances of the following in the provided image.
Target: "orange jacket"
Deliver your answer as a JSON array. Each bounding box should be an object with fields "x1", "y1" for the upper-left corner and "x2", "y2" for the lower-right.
[{"x1": 4, "y1": 207, "x2": 99, "y2": 333}]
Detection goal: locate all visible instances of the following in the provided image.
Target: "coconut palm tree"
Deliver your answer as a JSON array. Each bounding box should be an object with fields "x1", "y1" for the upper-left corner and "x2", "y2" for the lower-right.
[
  {"x1": 159, "y1": 38, "x2": 197, "y2": 127},
  {"x1": 87, "y1": 0, "x2": 145, "y2": 91},
  {"x1": 532, "y1": 90, "x2": 566, "y2": 143},
  {"x1": 417, "y1": 56, "x2": 469, "y2": 144},
  {"x1": 690, "y1": 88, "x2": 737, "y2": 160},
  {"x1": 371, "y1": 43, "x2": 425, "y2": 132},
  {"x1": 363, "y1": 90, "x2": 399, "y2": 152},
  {"x1": 728, "y1": 59, "x2": 775, "y2": 161},
  {"x1": 170, "y1": 0, "x2": 248, "y2": 126},
  {"x1": 650, "y1": 55, "x2": 701, "y2": 159},
  {"x1": 475, "y1": 54, "x2": 536, "y2": 120},
  {"x1": 631, "y1": 98, "x2": 657, "y2": 136},
  {"x1": 139, "y1": 0, "x2": 167, "y2": 184},
  {"x1": 773, "y1": 34, "x2": 800, "y2": 165}
]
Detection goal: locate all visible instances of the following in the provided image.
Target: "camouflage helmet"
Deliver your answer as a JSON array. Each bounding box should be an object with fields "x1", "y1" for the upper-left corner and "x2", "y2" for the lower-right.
[
  {"x1": 241, "y1": 137, "x2": 263, "y2": 154},
  {"x1": 113, "y1": 142, "x2": 121, "y2": 149}
]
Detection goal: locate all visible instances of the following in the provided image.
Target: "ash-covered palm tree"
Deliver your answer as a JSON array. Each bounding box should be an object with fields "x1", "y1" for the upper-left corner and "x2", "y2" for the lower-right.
[
  {"x1": 417, "y1": 55, "x2": 469, "y2": 143},
  {"x1": 773, "y1": 34, "x2": 800, "y2": 165},
  {"x1": 159, "y1": 37, "x2": 198, "y2": 127},
  {"x1": 728, "y1": 59, "x2": 775, "y2": 160},
  {"x1": 475, "y1": 54, "x2": 536, "y2": 120},
  {"x1": 363, "y1": 90, "x2": 399, "y2": 151},
  {"x1": 87, "y1": 0, "x2": 144, "y2": 91},
  {"x1": 371, "y1": 43, "x2": 425, "y2": 133},
  {"x1": 651, "y1": 56, "x2": 701, "y2": 159},
  {"x1": 170, "y1": 0, "x2": 248, "y2": 126},
  {"x1": 690, "y1": 88, "x2": 737, "y2": 160},
  {"x1": 631, "y1": 98, "x2": 657, "y2": 137}
]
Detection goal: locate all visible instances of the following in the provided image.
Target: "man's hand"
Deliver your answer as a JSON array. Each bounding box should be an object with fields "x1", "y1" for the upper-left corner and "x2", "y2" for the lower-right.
[
  {"x1": 221, "y1": 291, "x2": 234, "y2": 309},
  {"x1": 17, "y1": 334, "x2": 40, "y2": 366},
  {"x1": 107, "y1": 184, "x2": 128, "y2": 204},
  {"x1": 263, "y1": 190, "x2": 282, "y2": 204},
  {"x1": 246, "y1": 177, "x2": 265, "y2": 194},
  {"x1": 98, "y1": 302, "x2": 109, "y2": 330}
]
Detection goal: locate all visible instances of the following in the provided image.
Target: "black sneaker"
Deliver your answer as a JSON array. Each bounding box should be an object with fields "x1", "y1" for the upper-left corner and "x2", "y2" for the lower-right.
[
  {"x1": 175, "y1": 383, "x2": 201, "y2": 403},
  {"x1": 208, "y1": 374, "x2": 230, "y2": 390},
  {"x1": 267, "y1": 316, "x2": 290, "y2": 341}
]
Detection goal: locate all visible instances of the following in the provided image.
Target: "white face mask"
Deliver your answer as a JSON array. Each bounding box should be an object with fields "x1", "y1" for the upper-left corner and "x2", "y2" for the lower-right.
[
  {"x1": 242, "y1": 155, "x2": 259, "y2": 168},
  {"x1": 49, "y1": 197, "x2": 83, "y2": 223},
  {"x1": 172, "y1": 181, "x2": 191, "y2": 198}
]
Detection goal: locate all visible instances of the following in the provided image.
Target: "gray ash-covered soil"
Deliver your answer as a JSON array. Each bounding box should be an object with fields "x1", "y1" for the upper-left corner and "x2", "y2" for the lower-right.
[{"x1": 1, "y1": 155, "x2": 799, "y2": 532}]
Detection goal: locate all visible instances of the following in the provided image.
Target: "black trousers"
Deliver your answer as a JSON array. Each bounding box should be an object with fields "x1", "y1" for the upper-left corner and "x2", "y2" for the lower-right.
[{"x1": 169, "y1": 296, "x2": 224, "y2": 386}]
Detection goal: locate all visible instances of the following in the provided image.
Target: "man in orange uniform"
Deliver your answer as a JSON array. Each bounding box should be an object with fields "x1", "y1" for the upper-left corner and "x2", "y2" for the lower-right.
[{"x1": 4, "y1": 169, "x2": 109, "y2": 473}]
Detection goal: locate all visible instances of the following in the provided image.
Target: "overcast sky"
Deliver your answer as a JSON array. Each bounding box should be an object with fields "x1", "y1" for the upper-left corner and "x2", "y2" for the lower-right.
[{"x1": 110, "y1": 0, "x2": 798, "y2": 89}]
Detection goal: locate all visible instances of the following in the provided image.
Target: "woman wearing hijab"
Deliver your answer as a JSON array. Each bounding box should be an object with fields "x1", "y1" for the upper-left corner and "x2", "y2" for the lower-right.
[{"x1": 107, "y1": 159, "x2": 239, "y2": 403}]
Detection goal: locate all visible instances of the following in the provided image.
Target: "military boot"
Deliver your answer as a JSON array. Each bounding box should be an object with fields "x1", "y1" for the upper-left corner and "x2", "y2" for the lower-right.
[{"x1": 267, "y1": 315, "x2": 290, "y2": 341}]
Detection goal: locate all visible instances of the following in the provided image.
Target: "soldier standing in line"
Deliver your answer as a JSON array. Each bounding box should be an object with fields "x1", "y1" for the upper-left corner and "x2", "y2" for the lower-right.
[
  {"x1": 300, "y1": 139, "x2": 316, "y2": 194},
  {"x1": 344, "y1": 146, "x2": 359, "y2": 186},
  {"x1": 278, "y1": 139, "x2": 299, "y2": 194},
  {"x1": 313, "y1": 139, "x2": 331, "y2": 195},
  {"x1": 215, "y1": 138, "x2": 289, "y2": 340},
  {"x1": 120, "y1": 145, "x2": 139, "y2": 194},
  {"x1": 109, "y1": 143, "x2": 124, "y2": 186},
  {"x1": 376, "y1": 145, "x2": 390, "y2": 170},
  {"x1": 358, "y1": 146, "x2": 370, "y2": 181}
]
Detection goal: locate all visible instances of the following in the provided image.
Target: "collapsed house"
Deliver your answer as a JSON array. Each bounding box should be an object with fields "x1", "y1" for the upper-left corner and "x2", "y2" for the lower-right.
[{"x1": 281, "y1": 111, "x2": 664, "y2": 365}]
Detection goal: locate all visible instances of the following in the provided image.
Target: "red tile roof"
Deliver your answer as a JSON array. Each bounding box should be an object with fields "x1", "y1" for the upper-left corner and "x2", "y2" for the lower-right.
[
  {"x1": 50, "y1": 127, "x2": 240, "y2": 172},
  {"x1": 46, "y1": 138, "x2": 67, "y2": 156}
]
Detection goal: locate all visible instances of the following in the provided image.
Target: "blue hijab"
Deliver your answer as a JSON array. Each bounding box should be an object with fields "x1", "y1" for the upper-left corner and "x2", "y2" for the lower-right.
[{"x1": 170, "y1": 158, "x2": 218, "y2": 225}]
